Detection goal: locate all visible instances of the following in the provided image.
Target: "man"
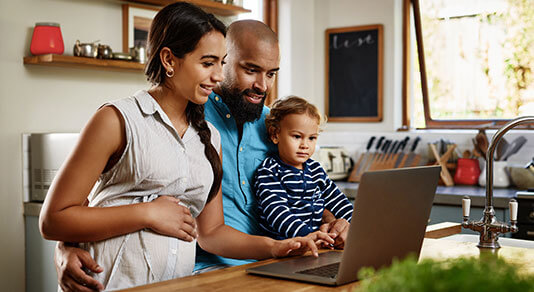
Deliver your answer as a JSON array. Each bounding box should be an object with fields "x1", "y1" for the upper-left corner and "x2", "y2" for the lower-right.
[{"x1": 54, "y1": 20, "x2": 349, "y2": 291}]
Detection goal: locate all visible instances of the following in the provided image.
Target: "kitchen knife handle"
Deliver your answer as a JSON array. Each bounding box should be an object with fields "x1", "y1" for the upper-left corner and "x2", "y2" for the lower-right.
[
  {"x1": 391, "y1": 140, "x2": 400, "y2": 154},
  {"x1": 400, "y1": 137, "x2": 410, "y2": 151},
  {"x1": 411, "y1": 136, "x2": 421, "y2": 152},
  {"x1": 382, "y1": 140, "x2": 391, "y2": 153},
  {"x1": 366, "y1": 136, "x2": 376, "y2": 151},
  {"x1": 375, "y1": 136, "x2": 385, "y2": 151}
]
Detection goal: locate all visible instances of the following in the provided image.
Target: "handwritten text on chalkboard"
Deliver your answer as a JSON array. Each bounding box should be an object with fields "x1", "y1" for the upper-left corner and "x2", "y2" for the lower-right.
[{"x1": 331, "y1": 34, "x2": 375, "y2": 50}]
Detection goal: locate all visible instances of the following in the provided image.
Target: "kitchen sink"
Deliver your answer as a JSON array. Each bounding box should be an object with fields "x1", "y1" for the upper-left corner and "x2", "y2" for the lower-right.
[{"x1": 441, "y1": 234, "x2": 534, "y2": 249}]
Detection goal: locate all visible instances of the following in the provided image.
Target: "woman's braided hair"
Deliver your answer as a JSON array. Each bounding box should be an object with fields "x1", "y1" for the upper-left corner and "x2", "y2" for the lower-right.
[{"x1": 145, "y1": 2, "x2": 225, "y2": 202}]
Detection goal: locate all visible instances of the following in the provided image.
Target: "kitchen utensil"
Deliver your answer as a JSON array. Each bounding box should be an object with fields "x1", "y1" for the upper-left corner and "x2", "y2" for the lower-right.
[
  {"x1": 429, "y1": 143, "x2": 455, "y2": 186},
  {"x1": 73, "y1": 40, "x2": 98, "y2": 58},
  {"x1": 112, "y1": 52, "x2": 133, "y2": 61},
  {"x1": 370, "y1": 139, "x2": 391, "y2": 171},
  {"x1": 462, "y1": 150, "x2": 472, "y2": 159},
  {"x1": 357, "y1": 136, "x2": 376, "y2": 172},
  {"x1": 381, "y1": 140, "x2": 398, "y2": 164},
  {"x1": 359, "y1": 136, "x2": 385, "y2": 176},
  {"x1": 130, "y1": 45, "x2": 147, "y2": 64},
  {"x1": 393, "y1": 137, "x2": 410, "y2": 168},
  {"x1": 368, "y1": 139, "x2": 389, "y2": 171},
  {"x1": 472, "y1": 138, "x2": 485, "y2": 160},
  {"x1": 30, "y1": 22, "x2": 64, "y2": 55},
  {"x1": 402, "y1": 136, "x2": 421, "y2": 167},
  {"x1": 97, "y1": 44, "x2": 113, "y2": 59},
  {"x1": 387, "y1": 140, "x2": 404, "y2": 169},
  {"x1": 374, "y1": 140, "x2": 398, "y2": 170},
  {"x1": 495, "y1": 137, "x2": 509, "y2": 161},
  {"x1": 454, "y1": 158, "x2": 480, "y2": 185},
  {"x1": 475, "y1": 129, "x2": 489, "y2": 157},
  {"x1": 348, "y1": 136, "x2": 375, "y2": 182},
  {"x1": 501, "y1": 136, "x2": 527, "y2": 161}
]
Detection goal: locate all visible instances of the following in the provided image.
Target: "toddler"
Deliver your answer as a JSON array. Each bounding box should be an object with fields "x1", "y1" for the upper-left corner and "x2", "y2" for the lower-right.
[{"x1": 254, "y1": 96, "x2": 353, "y2": 240}]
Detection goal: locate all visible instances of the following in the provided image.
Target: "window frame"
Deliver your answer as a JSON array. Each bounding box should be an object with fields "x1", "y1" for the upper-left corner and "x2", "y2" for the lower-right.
[{"x1": 402, "y1": 0, "x2": 532, "y2": 130}]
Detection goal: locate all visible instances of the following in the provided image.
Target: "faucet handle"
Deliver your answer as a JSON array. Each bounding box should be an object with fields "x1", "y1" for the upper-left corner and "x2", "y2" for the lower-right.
[
  {"x1": 462, "y1": 196, "x2": 471, "y2": 218},
  {"x1": 510, "y1": 199, "x2": 518, "y2": 222}
]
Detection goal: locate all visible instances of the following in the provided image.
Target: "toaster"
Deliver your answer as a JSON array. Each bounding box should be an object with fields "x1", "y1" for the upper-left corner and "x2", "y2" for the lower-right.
[
  {"x1": 312, "y1": 146, "x2": 352, "y2": 181},
  {"x1": 30, "y1": 133, "x2": 79, "y2": 201}
]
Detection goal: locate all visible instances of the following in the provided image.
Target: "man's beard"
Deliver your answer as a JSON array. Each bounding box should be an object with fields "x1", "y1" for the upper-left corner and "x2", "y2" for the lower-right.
[{"x1": 220, "y1": 86, "x2": 267, "y2": 124}]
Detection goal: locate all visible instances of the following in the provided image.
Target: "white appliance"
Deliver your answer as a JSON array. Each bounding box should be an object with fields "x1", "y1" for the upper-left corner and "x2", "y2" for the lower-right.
[
  {"x1": 30, "y1": 133, "x2": 79, "y2": 201},
  {"x1": 312, "y1": 146, "x2": 352, "y2": 181}
]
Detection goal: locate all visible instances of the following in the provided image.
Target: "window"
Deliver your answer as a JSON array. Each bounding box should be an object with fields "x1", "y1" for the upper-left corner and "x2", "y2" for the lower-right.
[{"x1": 404, "y1": 0, "x2": 534, "y2": 129}]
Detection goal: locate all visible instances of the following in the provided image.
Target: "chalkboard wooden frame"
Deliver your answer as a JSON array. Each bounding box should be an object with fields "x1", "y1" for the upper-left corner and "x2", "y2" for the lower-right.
[{"x1": 325, "y1": 24, "x2": 383, "y2": 122}]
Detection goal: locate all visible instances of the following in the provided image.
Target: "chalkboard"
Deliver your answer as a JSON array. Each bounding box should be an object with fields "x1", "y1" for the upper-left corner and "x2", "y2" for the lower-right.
[{"x1": 325, "y1": 25, "x2": 383, "y2": 122}]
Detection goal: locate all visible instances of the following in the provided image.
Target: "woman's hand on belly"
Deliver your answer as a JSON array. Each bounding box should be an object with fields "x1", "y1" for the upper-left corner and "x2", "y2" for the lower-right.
[{"x1": 146, "y1": 196, "x2": 197, "y2": 241}]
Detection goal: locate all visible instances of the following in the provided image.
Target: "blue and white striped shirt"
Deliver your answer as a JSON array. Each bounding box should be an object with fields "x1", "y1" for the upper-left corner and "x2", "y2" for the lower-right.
[{"x1": 254, "y1": 155, "x2": 353, "y2": 239}]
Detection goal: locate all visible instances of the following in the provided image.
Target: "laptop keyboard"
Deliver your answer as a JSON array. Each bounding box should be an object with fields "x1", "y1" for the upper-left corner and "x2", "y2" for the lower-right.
[{"x1": 296, "y1": 262, "x2": 340, "y2": 278}]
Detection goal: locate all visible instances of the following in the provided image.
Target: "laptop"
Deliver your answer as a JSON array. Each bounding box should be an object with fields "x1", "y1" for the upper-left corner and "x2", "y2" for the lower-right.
[{"x1": 246, "y1": 165, "x2": 441, "y2": 286}]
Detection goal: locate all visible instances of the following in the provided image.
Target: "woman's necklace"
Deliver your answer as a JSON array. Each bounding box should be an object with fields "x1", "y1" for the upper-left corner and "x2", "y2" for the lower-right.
[
  {"x1": 150, "y1": 89, "x2": 188, "y2": 137},
  {"x1": 178, "y1": 123, "x2": 188, "y2": 137}
]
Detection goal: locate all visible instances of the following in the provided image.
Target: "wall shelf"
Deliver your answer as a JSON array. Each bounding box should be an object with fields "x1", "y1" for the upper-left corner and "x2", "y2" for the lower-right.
[
  {"x1": 125, "y1": 0, "x2": 251, "y2": 16},
  {"x1": 23, "y1": 54, "x2": 144, "y2": 72}
]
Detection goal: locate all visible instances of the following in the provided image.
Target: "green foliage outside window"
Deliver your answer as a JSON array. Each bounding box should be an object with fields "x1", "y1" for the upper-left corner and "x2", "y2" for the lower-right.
[{"x1": 413, "y1": 0, "x2": 534, "y2": 127}]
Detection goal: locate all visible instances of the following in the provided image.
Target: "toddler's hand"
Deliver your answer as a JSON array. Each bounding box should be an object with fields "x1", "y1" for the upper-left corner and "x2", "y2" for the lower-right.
[
  {"x1": 271, "y1": 231, "x2": 334, "y2": 258},
  {"x1": 319, "y1": 218, "x2": 350, "y2": 249},
  {"x1": 147, "y1": 196, "x2": 197, "y2": 241}
]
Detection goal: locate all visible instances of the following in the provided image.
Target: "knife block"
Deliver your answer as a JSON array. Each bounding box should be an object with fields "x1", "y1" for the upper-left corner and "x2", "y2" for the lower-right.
[{"x1": 348, "y1": 151, "x2": 420, "y2": 182}]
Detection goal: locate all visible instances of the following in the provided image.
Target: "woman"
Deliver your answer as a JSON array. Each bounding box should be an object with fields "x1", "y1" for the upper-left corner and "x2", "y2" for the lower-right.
[{"x1": 39, "y1": 2, "x2": 332, "y2": 291}]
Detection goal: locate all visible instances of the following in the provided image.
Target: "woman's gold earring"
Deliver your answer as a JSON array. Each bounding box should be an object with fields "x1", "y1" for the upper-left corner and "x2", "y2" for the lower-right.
[{"x1": 166, "y1": 68, "x2": 174, "y2": 78}]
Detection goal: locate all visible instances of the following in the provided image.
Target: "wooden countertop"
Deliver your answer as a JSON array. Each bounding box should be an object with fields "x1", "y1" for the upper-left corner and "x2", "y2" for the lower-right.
[{"x1": 120, "y1": 235, "x2": 534, "y2": 292}]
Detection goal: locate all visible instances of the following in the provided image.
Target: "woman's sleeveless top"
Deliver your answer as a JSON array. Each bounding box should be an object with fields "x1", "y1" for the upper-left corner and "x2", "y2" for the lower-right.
[{"x1": 82, "y1": 90, "x2": 220, "y2": 290}]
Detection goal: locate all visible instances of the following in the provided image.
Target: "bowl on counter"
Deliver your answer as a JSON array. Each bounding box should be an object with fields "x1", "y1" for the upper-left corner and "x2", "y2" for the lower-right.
[{"x1": 509, "y1": 166, "x2": 534, "y2": 189}]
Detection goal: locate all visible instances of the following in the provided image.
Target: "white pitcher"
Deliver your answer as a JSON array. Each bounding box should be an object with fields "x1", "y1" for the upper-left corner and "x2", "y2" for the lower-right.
[{"x1": 478, "y1": 160, "x2": 510, "y2": 188}]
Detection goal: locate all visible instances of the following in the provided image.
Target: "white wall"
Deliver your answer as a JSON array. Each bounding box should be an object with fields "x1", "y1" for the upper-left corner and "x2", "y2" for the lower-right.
[
  {"x1": 279, "y1": 0, "x2": 404, "y2": 132},
  {"x1": 0, "y1": 0, "x2": 149, "y2": 290}
]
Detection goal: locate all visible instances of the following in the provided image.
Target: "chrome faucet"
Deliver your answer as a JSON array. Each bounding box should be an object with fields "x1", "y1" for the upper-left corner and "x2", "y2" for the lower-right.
[{"x1": 462, "y1": 116, "x2": 534, "y2": 249}]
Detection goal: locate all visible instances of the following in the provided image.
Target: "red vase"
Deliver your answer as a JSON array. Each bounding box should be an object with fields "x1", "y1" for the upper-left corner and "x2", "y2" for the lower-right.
[
  {"x1": 454, "y1": 158, "x2": 481, "y2": 185},
  {"x1": 30, "y1": 22, "x2": 64, "y2": 55}
]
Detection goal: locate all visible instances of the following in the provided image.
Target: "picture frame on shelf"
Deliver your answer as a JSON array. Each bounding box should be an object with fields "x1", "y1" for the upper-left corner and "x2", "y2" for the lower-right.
[{"x1": 122, "y1": 3, "x2": 159, "y2": 53}]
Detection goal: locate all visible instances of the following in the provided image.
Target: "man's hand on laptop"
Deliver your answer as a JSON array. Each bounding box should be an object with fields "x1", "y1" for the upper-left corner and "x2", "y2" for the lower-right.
[
  {"x1": 271, "y1": 231, "x2": 334, "y2": 258},
  {"x1": 320, "y1": 218, "x2": 350, "y2": 249}
]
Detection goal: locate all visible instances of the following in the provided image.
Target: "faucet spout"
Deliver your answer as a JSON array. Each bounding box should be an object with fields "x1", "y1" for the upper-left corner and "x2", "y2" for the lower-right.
[
  {"x1": 463, "y1": 116, "x2": 534, "y2": 249},
  {"x1": 485, "y1": 116, "x2": 534, "y2": 208}
]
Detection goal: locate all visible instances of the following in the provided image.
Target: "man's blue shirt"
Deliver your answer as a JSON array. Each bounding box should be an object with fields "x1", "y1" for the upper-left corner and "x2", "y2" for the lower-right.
[{"x1": 195, "y1": 92, "x2": 276, "y2": 270}]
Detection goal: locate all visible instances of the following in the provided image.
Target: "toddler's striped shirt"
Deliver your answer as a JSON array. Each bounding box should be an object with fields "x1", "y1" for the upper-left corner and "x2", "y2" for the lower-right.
[{"x1": 254, "y1": 155, "x2": 353, "y2": 239}]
